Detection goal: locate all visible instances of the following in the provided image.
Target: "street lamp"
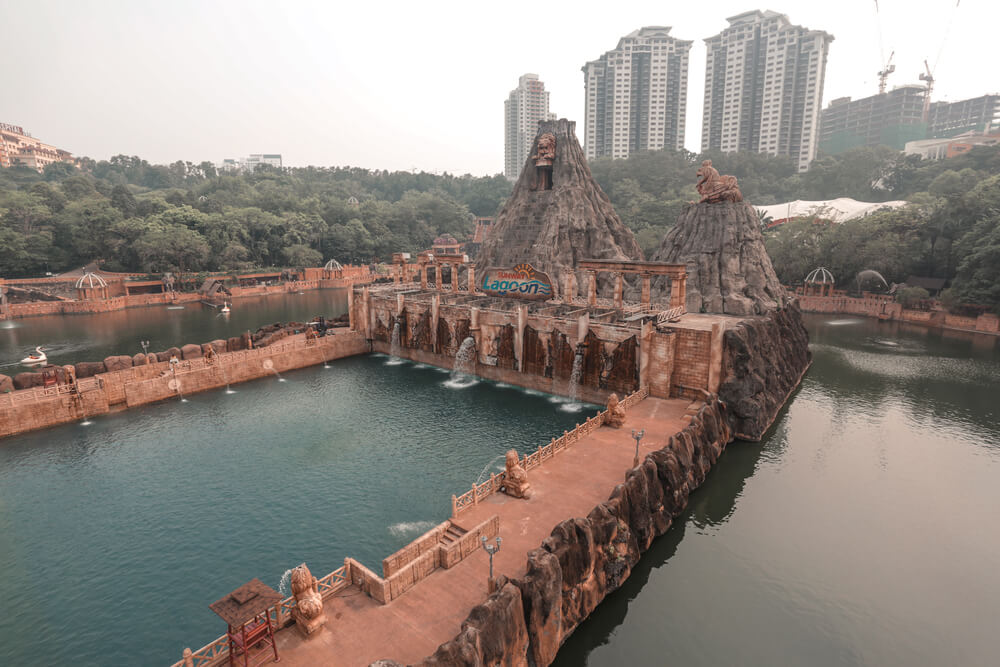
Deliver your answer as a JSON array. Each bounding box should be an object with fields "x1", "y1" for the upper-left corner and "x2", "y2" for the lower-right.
[
  {"x1": 631, "y1": 428, "x2": 645, "y2": 468},
  {"x1": 481, "y1": 535, "x2": 502, "y2": 591},
  {"x1": 140, "y1": 340, "x2": 150, "y2": 355}
]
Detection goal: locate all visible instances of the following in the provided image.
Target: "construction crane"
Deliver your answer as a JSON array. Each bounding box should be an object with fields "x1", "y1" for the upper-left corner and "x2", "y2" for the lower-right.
[
  {"x1": 877, "y1": 51, "x2": 895, "y2": 94},
  {"x1": 920, "y1": 59, "x2": 935, "y2": 122}
]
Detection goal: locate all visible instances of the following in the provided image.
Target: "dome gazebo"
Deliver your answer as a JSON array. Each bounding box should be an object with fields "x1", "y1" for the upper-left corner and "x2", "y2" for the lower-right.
[
  {"x1": 75, "y1": 272, "x2": 110, "y2": 300},
  {"x1": 803, "y1": 267, "x2": 836, "y2": 297},
  {"x1": 322, "y1": 258, "x2": 344, "y2": 278}
]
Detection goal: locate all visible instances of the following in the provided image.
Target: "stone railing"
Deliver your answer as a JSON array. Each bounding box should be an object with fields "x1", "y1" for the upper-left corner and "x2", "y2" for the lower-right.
[
  {"x1": 655, "y1": 306, "x2": 685, "y2": 325},
  {"x1": 450, "y1": 385, "x2": 649, "y2": 518},
  {"x1": 3, "y1": 377, "x2": 101, "y2": 408}
]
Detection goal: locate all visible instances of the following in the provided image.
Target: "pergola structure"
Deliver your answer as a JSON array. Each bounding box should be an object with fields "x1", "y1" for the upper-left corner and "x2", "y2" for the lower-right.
[
  {"x1": 393, "y1": 251, "x2": 475, "y2": 293},
  {"x1": 576, "y1": 259, "x2": 688, "y2": 311}
]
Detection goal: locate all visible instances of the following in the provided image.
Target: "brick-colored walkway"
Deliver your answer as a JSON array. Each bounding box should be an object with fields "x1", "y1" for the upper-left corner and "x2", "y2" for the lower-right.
[{"x1": 272, "y1": 397, "x2": 693, "y2": 666}]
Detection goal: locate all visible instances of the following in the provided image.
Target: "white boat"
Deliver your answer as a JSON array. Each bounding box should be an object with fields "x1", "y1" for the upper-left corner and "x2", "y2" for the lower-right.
[
  {"x1": 220, "y1": 303, "x2": 231, "y2": 314},
  {"x1": 21, "y1": 346, "x2": 46, "y2": 365}
]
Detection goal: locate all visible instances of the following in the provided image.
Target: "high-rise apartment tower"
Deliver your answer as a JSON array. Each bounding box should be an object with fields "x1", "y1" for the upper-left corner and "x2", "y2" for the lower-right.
[
  {"x1": 702, "y1": 10, "x2": 833, "y2": 171},
  {"x1": 504, "y1": 74, "x2": 556, "y2": 180},
  {"x1": 582, "y1": 27, "x2": 692, "y2": 160}
]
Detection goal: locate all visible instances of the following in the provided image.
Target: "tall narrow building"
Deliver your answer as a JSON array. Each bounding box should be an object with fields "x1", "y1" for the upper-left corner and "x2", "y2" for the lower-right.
[
  {"x1": 582, "y1": 26, "x2": 692, "y2": 160},
  {"x1": 504, "y1": 74, "x2": 556, "y2": 180},
  {"x1": 702, "y1": 10, "x2": 833, "y2": 171}
]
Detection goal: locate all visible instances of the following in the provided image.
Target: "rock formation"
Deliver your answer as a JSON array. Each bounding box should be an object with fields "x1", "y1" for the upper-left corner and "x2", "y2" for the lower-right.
[
  {"x1": 651, "y1": 201, "x2": 787, "y2": 316},
  {"x1": 502, "y1": 450, "x2": 532, "y2": 500},
  {"x1": 290, "y1": 563, "x2": 326, "y2": 637},
  {"x1": 477, "y1": 119, "x2": 641, "y2": 297}
]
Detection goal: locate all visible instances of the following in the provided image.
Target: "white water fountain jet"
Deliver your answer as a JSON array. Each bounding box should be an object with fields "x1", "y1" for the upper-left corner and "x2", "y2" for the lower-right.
[
  {"x1": 445, "y1": 337, "x2": 478, "y2": 389},
  {"x1": 277, "y1": 568, "x2": 294, "y2": 597},
  {"x1": 475, "y1": 453, "x2": 508, "y2": 485},
  {"x1": 261, "y1": 358, "x2": 286, "y2": 382},
  {"x1": 385, "y1": 322, "x2": 405, "y2": 365},
  {"x1": 218, "y1": 361, "x2": 236, "y2": 393}
]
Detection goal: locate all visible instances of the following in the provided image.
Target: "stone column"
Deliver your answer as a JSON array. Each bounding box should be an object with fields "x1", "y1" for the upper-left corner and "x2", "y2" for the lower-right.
[
  {"x1": 638, "y1": 320, "x2": 652, "y2": 389},
  {"x1": 363, "y1": 287, "x2": 373, "y2": 340},
  {"x1": 516, "y1": 305, "x2": 527, "y2": 372},
  {"x1": 431, "y1": 264, "x2": 439, "y2": 290},
  {"x1": 708, "y1": 322, "x2": 724, "y2": 393},
  {"x1": 613, "y1": 273, "x2": 624, "y2": 310},
  {"x1": 670, "y1": 275, "x2": 686, "y2": 309},
  {"x1": 347, "y1": 286, "x2": 355, "y2": 331},
  {"x1": 420, "y1": 264, "x2": 428, "y2": 289},
  {"x1": 394, "y1": 264, "x2": 401, "y2": 285},
  {"x1": 451, "y1": 263, "x2": 459, "y2": 292},
  {"x1": 641, "y1": 273, "x2": 651, "y2": 308},
  {"x1": 467, "y1": 265, "x2": 476, "y2": 293},
  {"x1": 470, "y1": 306, "x2": 482, "y2": 363},
  {"x1": 587, "y1": 271, "x2": 597, "y2": 307}
]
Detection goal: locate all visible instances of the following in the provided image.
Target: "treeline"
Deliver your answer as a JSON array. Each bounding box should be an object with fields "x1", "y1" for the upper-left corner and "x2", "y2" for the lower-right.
[
  {"x1": 0, "y1": 156, "x2": 511, "y2": 276},
  {"x1": 2, "y1": 145, "x2": 999, "y2": 309}
]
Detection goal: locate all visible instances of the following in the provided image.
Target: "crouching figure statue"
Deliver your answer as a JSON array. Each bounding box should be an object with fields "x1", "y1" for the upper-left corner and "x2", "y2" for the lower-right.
[{"x1": 291, "y1": 563, "x2": 326, "y2": 637}]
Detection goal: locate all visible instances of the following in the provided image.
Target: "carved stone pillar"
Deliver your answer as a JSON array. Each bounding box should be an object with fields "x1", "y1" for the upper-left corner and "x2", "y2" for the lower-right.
[
  {"x1": 451, "y1": 263, "x2": 459, "y2": 292},
  {"x1": 613, "y1": 272, "x2": 624, "y2": 310},
  {"x1": 431, "y1": 264, "x2": 439, "y2": 290},
  {"x1": 467, "y1": 265, "x2": 476, "y2": 293},
  {"x1": 587, "y1": 271, "x2": 597, "y2": 307},
  {"x1": 641, "y1": 273, "x2": 651, "y2": 307},
  {"x1": 420, "y1": 264, "x2": 428, "y2": 289}
]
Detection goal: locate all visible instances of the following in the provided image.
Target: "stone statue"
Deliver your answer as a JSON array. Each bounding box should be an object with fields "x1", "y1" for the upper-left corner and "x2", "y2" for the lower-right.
[
  {"x1": 503, "y1": 449, "x2": 532, "y2": 499},
  {"x1": 162, "y1": 272, "x2": 176, "y2": 293},
  {"x1": 290, "y1": 563, "x2": 326, "y2": 637},
  {"x1": 604, "y1": 393, "x2": 626, "y2": 428},
  {"x1": 530, "y1": 133, "x2": 556, "y2": 191},
  {"x1": 695, "y1": 160, "x2": 743, "y2": 203}
]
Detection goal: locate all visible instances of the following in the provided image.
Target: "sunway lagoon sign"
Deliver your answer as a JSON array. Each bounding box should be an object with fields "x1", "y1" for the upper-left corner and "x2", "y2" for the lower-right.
[{"x1": 480, "y1": 263, "x2": 554, "y2": 300}]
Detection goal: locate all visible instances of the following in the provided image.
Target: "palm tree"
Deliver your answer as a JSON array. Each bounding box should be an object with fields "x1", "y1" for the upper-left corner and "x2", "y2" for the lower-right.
[{"x1": 756, "y1": 208, "x2": 774, "y2": 231}]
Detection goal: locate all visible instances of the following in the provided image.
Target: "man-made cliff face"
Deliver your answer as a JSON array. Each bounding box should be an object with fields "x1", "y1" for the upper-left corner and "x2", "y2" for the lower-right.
[
  {"x1": 477, "y1": 119, "x2": 641, "y2": 295},
  {"x1": 651, "y1": 202, "x2": 786, "y2": 316},
  {"x1": 718, "y1": 302, "x2": 812, "y2": 441},
  {"x1": 374, "y1": 397, "x2": 733, "y2": 667}
]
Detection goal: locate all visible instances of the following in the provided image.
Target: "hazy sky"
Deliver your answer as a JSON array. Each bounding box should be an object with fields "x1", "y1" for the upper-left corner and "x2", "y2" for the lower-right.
[{"x1": 3, "y1": 0, "x2": 995, "y2": 175}]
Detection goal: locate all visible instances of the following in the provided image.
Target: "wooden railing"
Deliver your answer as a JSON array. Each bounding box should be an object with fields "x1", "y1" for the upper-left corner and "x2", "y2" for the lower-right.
[
  {"x1": 450, "y1": 385, "x2": 649, "y2": 517},
  {"x1": 655, "y1": 306, "x2": 685, "y2": 325}
]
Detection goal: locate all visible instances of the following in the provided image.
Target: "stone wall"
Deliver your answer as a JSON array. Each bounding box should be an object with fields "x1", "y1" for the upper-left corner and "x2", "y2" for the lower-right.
[
  {"x1": 375, "y1": 396, "x2": 733, "y2": 667},
  {"x1": 797, "y1": 294, "x2": 999, "y2": 335},
  {"x1": 0, "y1": 332, "x2": 367, "y2": 439}
]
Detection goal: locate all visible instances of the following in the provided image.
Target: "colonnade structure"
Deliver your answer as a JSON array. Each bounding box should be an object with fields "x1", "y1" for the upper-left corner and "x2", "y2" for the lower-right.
[
  {"x1": 575, "y1": 259, "x2": 687, "y2": 312},
  {"x1": 393, "y1": 251, "x2": 475, "y2": 294}
]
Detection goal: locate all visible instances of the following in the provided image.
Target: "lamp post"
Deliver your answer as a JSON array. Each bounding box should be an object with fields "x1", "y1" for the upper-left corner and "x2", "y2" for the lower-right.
[
  {"x1": 481, "y1": 535, "x2": 502, "y2": 592},
  {"x1": 140, "y1": 340, "x2": 149, "y2": 355},
  {"x1": 631, "y1": 428, "x2": 645, "y2": 468}
]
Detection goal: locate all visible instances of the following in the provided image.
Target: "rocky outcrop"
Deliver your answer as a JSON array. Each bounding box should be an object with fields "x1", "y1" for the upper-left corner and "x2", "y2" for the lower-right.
[
  {"x1": 0, "y1": 374, "x2": 13, "y2": 393},
  {"x1": 477, "y1": 119, "x2": 641, "y2": 296},
  {"x1": 377, "y1": 397, "x2": 732, "y2": 667},
  {"x1": 719, "y1": 301, "x2": 812, "y2": 441},
  {"x1": 103, "y1": 355, "x2": 133, "y2": 373},
  {"x1": 651, "y1": 202, "x2": 787, "y2": 315}
]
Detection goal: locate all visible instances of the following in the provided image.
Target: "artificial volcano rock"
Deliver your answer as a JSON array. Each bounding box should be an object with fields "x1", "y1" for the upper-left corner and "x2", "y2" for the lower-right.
[
  {"x1": 477, "y1": 119, "x2": 641, "y2": 296},
  {"x1": 651, "y1": 201, "x2": 787, "y2": 315}
]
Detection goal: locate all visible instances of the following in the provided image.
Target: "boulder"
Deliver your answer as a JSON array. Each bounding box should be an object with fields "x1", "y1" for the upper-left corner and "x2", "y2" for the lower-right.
[
  {"x1": 132, "y1": 353, "x2": 148, "y2": 366},
  {"x1": 181, "y1": 343, "x2": 202, "y2": 360},
  {"x1": 75, "y1": 361, "x2": 107, "y2": 378},
  {"x1": 477, "y1": 118, "x2": 642, "y2": 297},
  {"x1": 156, "y1": 347, "x2": 182, "y2": 363},
  {"x1": 0, "y1": 373, "x2": 13, "y2": 393},
  {"x1": 651, "y1": 201, "x2": 787, "y2": 315},
  {"x1": 103, "y1": 355, "x2": 133, "y2": 373},
  {"x1": 209, "y1": 339, "x2": 228, "y2": 354},
  {"x1": 13, "y1": 372, "x2": 44, "y2": 390},
  {"x1": 226, "y1": 336, "x2": 244, "y2": 352}
]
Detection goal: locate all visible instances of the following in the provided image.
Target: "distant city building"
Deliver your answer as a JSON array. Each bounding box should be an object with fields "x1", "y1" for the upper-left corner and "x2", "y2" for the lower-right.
[
  {"x1": 0, "y1": 122, "x2": 75, "y2": 172},
  {"x1": 819, "y1": 86, "x2": 928, "y2": 155},
  {"x1": 905, "y1": 129, "x2": 1000, "y2": 160},
  {"x1": 504, "y1": 74, "x2": 556, "y2": 180},
  {"x1": 219, "y1": 154, "x2": 282, "y2": 172},
  {"x1": 582, "y1": 26, "x2": 692, "y2": 160},
  {"x1": 928, "y1": 94, "x2": 1000, "y2": 138},
  {"x1": 819, "y1": 90, "x2": 1000, "y2": 155},
  {"x1": 701, "y1": 10, "x2": 833, "y2": 172}
]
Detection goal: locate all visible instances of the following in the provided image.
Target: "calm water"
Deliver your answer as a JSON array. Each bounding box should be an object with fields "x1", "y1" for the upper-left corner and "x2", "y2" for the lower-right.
[
  {"x1": 0, "y1": 354, "x2": 599, "y2": 666},
  {"x1": 0, "y1": 289, "x2": 348, "y2": 370},
  {"x1": 555, "y1": 314, "x2": 1000, "y2": 667}
]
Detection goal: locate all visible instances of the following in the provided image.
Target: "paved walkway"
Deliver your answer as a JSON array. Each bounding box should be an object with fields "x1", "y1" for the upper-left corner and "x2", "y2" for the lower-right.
[{"x1": 272, "y1": 396, "x2": 693, "y2": 666}]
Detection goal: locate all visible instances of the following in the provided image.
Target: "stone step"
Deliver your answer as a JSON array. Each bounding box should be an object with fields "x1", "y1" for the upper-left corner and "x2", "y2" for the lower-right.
[{"x1": 439, "y1": 524, "x2": 467, "y2": 545}]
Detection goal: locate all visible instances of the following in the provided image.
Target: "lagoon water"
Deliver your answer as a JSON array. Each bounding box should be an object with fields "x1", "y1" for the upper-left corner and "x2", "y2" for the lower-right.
[
  {"x1": 556, "y1": 314, "x2": 1000, "y2": 666},
  {"x1": 2, "y1": 301, "x2": 999, "y2": 666}
]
